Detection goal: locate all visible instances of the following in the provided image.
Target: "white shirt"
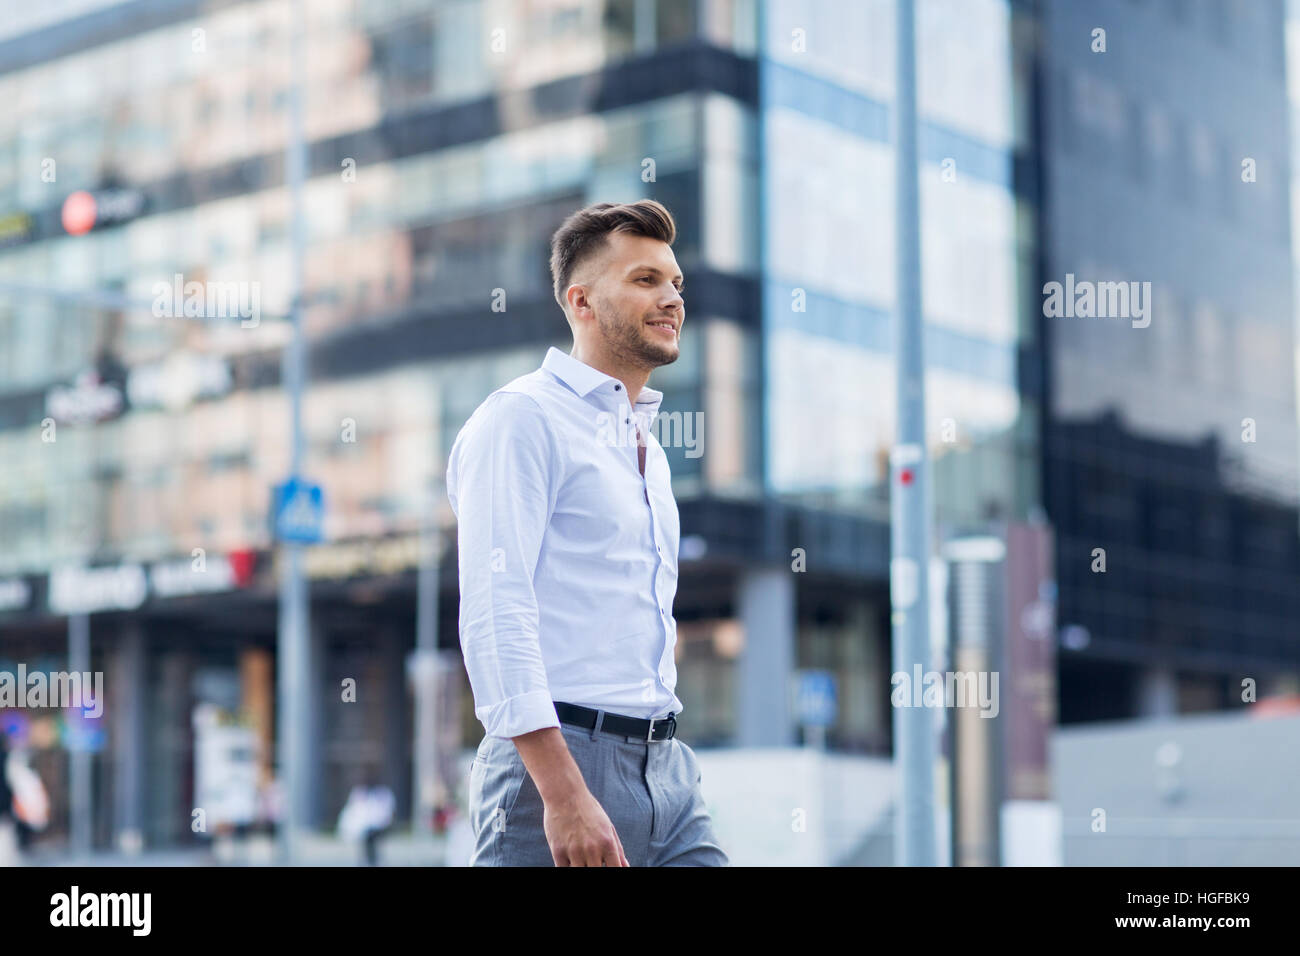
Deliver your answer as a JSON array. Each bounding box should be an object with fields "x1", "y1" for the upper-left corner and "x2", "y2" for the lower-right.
[{"x1": 447, "y1": 347, "x2": 682, "y2": 739}]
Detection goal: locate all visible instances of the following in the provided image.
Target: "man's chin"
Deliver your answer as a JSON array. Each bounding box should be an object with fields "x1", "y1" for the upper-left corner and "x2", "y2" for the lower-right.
[{"x1": 644, "y1": 342, "x2": 680, "y2": 366}]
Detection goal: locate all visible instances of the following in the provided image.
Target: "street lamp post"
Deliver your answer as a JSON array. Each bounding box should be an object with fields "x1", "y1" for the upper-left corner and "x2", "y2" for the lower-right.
[
  {"x1": 411, "y1": 477, "x2": 443, "y2": 839},
  {"x1": 68, "y1": 611, "x2": 91, "y2": 858},
  {"x1": 275, "y1": 0, "x2": 311, "y2": 865},
  {"x1": 890, "y1": 0, "x2": 939, "y2": 867}
]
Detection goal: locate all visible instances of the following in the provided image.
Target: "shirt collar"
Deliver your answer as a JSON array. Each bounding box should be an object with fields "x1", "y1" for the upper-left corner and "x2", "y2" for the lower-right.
[{"x1": 542, "y1": 346, "x2": 664, "y2": 414}]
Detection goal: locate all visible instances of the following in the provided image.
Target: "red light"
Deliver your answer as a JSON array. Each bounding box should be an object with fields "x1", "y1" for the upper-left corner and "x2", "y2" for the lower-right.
[
  {"x1": 900, "y1": 468, "x2": 914, "y2": 485},
  {"x1": 62, "y1": 191, "x2": 97, "y2": 235},
  {"x1": 228, "y1": 549, "x2": 256, "y2": 586}
]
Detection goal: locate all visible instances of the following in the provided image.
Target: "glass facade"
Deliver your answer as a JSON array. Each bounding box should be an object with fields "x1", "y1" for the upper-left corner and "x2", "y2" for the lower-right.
[
  {"x1": 1042, "y1": 0, "x2": 1300, "y2": 714},
  {"x1": 760, "y1": 0, "x2": 1037, "y2": 529}
]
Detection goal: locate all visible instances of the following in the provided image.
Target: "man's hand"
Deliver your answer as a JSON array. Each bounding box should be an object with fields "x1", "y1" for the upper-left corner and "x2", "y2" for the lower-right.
[
  {"x1": 543, "y1": 789, "x2": 629, "y2": 867},
  {"x1": 511, "y1": 726, "x2": 629, "y2": 867}
]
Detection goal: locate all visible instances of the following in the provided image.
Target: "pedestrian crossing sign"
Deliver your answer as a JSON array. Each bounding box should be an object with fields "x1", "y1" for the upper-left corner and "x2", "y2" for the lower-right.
[{"x1": 271, "y1": 477, "x2": 325, "y2": 543}]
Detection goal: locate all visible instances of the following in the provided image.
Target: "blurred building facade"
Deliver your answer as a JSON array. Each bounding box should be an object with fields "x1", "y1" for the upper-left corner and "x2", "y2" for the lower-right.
[
  {"x1": 1036, "y1": 0, "x2": 1300, "y2": 721},
  {"x1": 0, "y1": 0, "x2": 1294, "y2": 854}
]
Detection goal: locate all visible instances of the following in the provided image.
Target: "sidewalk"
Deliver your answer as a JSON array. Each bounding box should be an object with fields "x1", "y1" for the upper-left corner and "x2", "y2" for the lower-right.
[{"x1": 21, "y1": 825, "x2": 471, "y2": 867}]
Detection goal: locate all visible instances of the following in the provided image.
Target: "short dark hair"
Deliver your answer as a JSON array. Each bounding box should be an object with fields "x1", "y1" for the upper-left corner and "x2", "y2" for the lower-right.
[{"x1": 549, "y1": 200, "x2": 677, "y2": 311}]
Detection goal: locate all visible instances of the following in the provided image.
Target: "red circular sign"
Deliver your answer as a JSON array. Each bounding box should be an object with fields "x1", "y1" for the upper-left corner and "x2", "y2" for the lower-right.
[{"x1": 61, "y1": 190, "x2": 97, "y2": 235}]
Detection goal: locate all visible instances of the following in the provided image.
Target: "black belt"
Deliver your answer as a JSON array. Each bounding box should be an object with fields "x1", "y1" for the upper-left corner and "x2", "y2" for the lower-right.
[{"x1": 554, "y1": 701, "x2": 677, "y2": 741}]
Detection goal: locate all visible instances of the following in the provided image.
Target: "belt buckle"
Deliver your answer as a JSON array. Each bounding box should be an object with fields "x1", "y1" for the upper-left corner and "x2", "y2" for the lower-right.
[{"x1": 646, "y1": 717, "x2": 658, "y2": 742}]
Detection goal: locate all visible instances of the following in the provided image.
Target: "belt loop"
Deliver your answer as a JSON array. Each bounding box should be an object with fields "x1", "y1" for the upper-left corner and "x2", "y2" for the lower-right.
[{"x1": 590, "y1": 709, "x2": 605, "y2": 740}]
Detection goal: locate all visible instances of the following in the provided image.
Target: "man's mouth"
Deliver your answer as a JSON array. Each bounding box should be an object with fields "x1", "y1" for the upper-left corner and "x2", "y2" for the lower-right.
[{"x1": 647, "y1": 320, "x2": 677, "y2": 333}]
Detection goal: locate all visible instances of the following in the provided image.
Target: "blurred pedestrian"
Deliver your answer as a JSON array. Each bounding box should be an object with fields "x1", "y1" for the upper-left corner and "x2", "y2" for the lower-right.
[
  {"x1": 3, "y1": 741, "x2": 49, "y2": 855},
  {"x1": 0, "y1": 733, "x2": 16, "y2": 866},
  {"x1": 255, "y1": 770, "x2": 283, "y2": 839},
  {"x1": 338, "y1": 767, "x2": 394, "y2": 866}
]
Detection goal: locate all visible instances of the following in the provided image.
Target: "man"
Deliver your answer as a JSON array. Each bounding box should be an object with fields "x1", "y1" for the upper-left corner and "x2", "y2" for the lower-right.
[{"x1": 447, "y1": 199, "x2": 728, "y2": 867}]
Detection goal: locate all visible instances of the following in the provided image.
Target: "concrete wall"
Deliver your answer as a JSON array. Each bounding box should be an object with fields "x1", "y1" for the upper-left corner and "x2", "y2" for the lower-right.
[{"x1": 1052, "y1": 711, "x2": 1300, "y2": 865}]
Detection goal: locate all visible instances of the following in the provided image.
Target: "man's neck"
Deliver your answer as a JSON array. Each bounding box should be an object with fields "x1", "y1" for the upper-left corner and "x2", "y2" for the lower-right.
[{"x1": 569, "y1": 344, "x2": 651, "y2": 405}]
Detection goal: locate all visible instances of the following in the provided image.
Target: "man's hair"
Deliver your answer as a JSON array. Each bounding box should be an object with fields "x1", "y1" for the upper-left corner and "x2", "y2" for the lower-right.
[{"x1": 549, "y1": 200, "x2": 677, "y2": 311}]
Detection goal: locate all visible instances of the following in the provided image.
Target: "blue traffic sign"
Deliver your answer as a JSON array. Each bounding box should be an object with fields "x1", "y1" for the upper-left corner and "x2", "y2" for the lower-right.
[
  {"x1": 796, "y1": 669, "x2": 837, "y2": 728},
  {"x1": 63, "y1": 710, "x2": 106, "y2": 753},
  {"x1": 272, "y1": 477, "x2": 325, "y2": 543}
]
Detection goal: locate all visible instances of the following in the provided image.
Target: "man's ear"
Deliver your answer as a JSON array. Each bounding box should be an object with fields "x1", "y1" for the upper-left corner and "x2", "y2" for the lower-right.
[
  {"x1": 566, "y1": 284, "x2": 584, "y2": 316},
  {"x1": 567, "y1": 285, "x2": 596, "y2": 324}
]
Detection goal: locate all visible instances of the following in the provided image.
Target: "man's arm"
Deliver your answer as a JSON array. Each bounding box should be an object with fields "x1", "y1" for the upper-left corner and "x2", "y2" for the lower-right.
[
  {"x1": 511, "y1": 727, "x2": 627, "y2": 866},
  {"x1": 449, "y1": 392, "x2": 628, "y2": 866},
  {"x1": 449, "y1": 392, "x2": 561, "y2": 738}
]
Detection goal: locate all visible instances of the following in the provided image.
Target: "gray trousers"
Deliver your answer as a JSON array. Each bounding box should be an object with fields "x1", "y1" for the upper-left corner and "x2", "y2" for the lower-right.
[{"x1": 468, "y1": 720, "x2": 729, "y2": 867}]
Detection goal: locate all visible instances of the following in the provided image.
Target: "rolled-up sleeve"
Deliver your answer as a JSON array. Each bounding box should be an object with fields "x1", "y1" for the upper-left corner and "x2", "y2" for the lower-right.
[{"x1": 447, "y1": 391, "x2": 562, "y2": 739}]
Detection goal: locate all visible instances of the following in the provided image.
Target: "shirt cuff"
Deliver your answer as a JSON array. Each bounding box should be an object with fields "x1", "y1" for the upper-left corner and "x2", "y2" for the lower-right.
[{"x1": 477, "y1": 691, "x2": 561, "y2": 739}]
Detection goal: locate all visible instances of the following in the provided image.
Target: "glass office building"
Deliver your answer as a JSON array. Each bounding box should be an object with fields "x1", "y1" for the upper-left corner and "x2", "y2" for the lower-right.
[{"x1": 1036, "y1": 0, "x2": 1300, "y2": 721}]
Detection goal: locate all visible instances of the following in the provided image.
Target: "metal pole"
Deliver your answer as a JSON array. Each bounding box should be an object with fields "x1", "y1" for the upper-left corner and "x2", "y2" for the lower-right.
[
  {"x1": 890, "y1": 0, "x2": 938, "y2": 867},
  {"x1": 68, "y1": 612, "x2": 91, "y2": 858},
  {"x1": 411, "y1": 481, "x2": 442, "y2": 837},
  {"x1": 276, "y1": 0, "x2": 310, "y2": 866}
]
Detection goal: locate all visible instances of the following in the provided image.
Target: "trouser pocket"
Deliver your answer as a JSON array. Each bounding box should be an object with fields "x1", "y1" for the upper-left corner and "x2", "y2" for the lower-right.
[{"x1": 470, "y1": 738, "x2": 529, "y2": 864}]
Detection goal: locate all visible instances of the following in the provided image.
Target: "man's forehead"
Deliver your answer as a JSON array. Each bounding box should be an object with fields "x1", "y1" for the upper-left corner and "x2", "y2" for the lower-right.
[{"x1": 607, "y1": 233, "x2": 679, "y2": 273}]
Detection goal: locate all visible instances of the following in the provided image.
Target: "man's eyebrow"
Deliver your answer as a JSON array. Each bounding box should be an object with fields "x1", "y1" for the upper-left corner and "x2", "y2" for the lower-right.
[{"x1": 627, "y1": 264, "x2": 684, "y2": 284}]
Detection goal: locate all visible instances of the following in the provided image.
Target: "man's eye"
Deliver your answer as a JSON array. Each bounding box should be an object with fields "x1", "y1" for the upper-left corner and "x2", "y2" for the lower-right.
[{"x1": 637, "y1": 276, "x2": 683, "y2": 293}]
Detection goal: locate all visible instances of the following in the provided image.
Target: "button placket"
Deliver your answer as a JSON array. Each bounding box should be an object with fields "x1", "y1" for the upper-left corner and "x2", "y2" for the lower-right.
[
  {"x1": 634, "y1": 410, "x2": 673, "y2": 699},
  {"x1": 609, "y1": 386, "x2": 638, "y2": 474}
]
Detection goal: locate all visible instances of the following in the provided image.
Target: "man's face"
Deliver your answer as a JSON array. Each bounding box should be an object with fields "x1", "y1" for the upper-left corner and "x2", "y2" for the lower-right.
[{"x1": 577, "y1": 232, "x2": 685, "y2": 369}]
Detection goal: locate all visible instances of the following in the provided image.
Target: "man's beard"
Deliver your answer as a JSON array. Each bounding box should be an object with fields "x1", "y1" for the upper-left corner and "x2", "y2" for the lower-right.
[{"x1": 596, "y1": 305, "x2": 679, "y2": 369}]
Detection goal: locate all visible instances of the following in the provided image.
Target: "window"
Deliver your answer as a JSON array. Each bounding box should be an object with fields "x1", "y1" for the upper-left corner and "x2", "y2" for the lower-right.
[
  {"x1": 700, "y1": 0, "x2": 757, "y2": 54},
  {"x1": 1209, "y1": 0, "x2": 1231, "y2": 47},
  {"x1": 657, "y1": 0, "x2": 696, "y2": 46},
  {"x1": 1217, "y1": 309, "x2": 1240, "y2": 393},
  {"x1": 1127, "y1": 98, "x2": 1146, "y2": 182},
  {"x1": 372, "y1": 16, "x2": 434, "y2": 106},
  {"x1": 1194, "y1": 301, "x2": 1223, "y2": 387},
  {"x1": 602, "y1": 0, "x2": 637, "y2": 59},
  {"x1": 1056, "y1": 70, "x2": 1075, "y2": 153},
  {"x1": 1219, "y1": 141, "x2": 1237, "y2": 221},
  {"x1": 1169, "y1": 115, "x2": 1192, "y2": 202},
  {"x1": 1144, "y1": 105, "x2": 1172, "y2": 157}
]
